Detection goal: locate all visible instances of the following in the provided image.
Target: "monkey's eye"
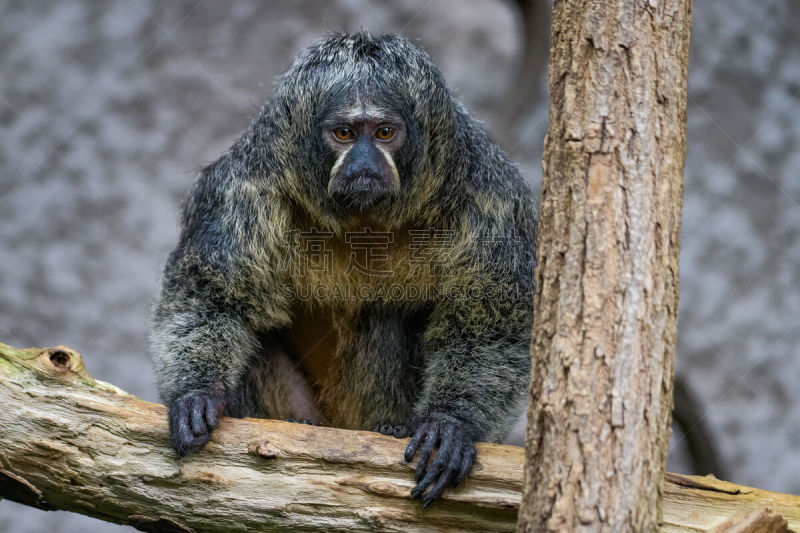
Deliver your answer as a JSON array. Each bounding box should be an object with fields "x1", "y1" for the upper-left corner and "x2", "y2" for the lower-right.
[
  {"x1": 376, "y1": 127, "x2": 395, "y2": 141},
  {"x1": 333, "y1": 127, "x2": 355, "y2": 141}
]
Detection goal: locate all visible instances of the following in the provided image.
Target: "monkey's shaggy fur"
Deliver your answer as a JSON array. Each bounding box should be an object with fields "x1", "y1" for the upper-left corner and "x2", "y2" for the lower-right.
[{"x1": 151, "y1": 32, "x2": 537, "y2": 502}]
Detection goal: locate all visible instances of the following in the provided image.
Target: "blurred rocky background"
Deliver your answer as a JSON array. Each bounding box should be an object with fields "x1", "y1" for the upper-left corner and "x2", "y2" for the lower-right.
[{"x1": 1, "y1": 1, "x2": 799, "y2": 530}]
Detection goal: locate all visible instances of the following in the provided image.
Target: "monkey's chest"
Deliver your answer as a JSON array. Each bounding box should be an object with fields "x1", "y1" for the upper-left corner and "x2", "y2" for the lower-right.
[
  {"x1": 287, "y1": 227, "x2": 440, "y2": 310},
  {"x1": 285, "y1": 227, "x2": 439, "y2": 426}
]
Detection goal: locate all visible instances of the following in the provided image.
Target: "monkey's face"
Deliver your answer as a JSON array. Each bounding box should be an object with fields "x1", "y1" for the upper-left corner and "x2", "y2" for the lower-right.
[{"x1": 321, "y1": 105, "x2": 407, "y2": 213}]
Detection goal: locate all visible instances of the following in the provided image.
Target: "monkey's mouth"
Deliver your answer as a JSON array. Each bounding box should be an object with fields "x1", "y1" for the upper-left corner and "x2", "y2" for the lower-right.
[{"x1": 328, "y1": 174, "x2": 396, "y2": 211}]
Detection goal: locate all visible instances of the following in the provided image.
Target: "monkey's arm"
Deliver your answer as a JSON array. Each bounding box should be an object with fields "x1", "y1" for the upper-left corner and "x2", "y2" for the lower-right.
[
  {"x1": 151, "y1": 158, "x2": 291, "y2": 455},
  {"x1": 406, "y1": 235, "x2": 535, "y2": 505},
  {"x1": 151, "y1": 282, "x2": 258, "y2": 455}
]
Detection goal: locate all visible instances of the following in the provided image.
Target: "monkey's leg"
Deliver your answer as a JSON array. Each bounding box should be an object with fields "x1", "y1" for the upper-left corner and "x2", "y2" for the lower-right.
[
  {"x1": 226, "y1": 341, "x2": 326, "y2": 425},
  {"x1": 373, "y1": 423, "x2": 410, "y2": 438}
]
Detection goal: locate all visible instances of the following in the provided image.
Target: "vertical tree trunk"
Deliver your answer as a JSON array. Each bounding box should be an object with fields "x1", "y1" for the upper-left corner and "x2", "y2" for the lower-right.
[{"x1": 517, "y1": 1, "x2": 692, "y2": 532}]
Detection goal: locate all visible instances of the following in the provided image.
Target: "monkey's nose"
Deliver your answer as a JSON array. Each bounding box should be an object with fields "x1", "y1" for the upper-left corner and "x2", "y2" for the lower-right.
[{"x1": 344, "y1": 163, "x2": 382, "y2": 183}]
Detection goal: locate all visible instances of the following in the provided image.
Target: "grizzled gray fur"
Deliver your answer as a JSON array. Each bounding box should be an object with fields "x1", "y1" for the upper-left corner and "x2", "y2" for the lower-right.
[{"x1": 150, "y1": 32, "x2": 537, "y2": 505}]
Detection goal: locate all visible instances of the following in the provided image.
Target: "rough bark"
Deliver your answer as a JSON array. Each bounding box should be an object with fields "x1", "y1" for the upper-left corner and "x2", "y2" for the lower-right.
[
  {"x1": 0, "y1": 342, "x2": 798, "y2": 532},
  {"x1": 0, "y1": 342, "x2": 520, "y2": 532},
  {"x1": 518, "y1": 0, "x2": 692, "y2": 531}
]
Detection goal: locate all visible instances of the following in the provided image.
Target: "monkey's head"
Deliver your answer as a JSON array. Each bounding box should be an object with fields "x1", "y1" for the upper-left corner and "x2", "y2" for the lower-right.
[{"x1": 250, "y1": 33, "x2": 458, "y2": 228}]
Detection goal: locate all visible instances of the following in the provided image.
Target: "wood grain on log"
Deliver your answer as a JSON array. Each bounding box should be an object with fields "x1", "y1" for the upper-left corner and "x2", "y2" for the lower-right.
[
  {"x1": 706, "y1": 508, "x2": 789, "y2": 533},
  {"x1": 0, "y1": 342, "x2": 797, "y2": 532}
]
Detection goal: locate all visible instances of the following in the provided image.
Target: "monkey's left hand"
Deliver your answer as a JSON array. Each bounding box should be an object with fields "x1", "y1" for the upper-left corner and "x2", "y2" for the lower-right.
[{"x1": 404, "y1": 419, "x2": 477, "y2": 507}]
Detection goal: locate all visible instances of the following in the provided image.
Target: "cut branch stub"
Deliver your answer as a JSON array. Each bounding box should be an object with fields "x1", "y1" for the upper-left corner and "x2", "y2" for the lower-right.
[
  {"x1": 46, "y1": 347, "x2": 72, "y2": 370},
  {"x1": 1, "y1": 342, "x2": 91, "y2": 382}
]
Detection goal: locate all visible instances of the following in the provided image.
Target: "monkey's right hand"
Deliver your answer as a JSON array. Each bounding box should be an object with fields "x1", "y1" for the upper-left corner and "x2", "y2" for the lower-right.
[
  {"x1": 404, "y1": 419, "x2": 477, "y2": 507},
  {"x1": 168, "y1": 389, "x2": 226, "y2": 456}
]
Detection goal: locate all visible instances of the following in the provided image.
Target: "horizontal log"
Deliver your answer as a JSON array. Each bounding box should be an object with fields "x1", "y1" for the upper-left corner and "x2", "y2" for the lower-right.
[
  {"x1": 0, "y1": 342, "x2": 797, "y2": 532},
  {"x1": 663, "y1": 473, "x2": 799, "y2": 532}
]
